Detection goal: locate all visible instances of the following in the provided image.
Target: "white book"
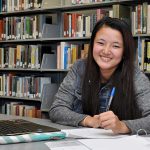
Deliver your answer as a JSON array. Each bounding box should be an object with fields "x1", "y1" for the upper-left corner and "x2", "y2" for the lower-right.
[
  {"x1": 76, "y1": 15, "x2": 83, "y2": 37},
  {"x1": 85, "y1": 16, "x2": 91, "y2": 37},
  {"x1": 140, "y1": 39, "x2": 145, "y2": 71},
  {"x1": 147, "y1": 5, "x2": 150, "y2": 34},
  {"x1": 0, "y1": 76, "x2": 3, "y2": 96}
]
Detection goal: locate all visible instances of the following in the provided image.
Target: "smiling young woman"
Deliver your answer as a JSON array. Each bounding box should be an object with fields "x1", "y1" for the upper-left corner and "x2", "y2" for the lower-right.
[{"x1": 49, "y1": 17, "x2": 150, "y2": 135}]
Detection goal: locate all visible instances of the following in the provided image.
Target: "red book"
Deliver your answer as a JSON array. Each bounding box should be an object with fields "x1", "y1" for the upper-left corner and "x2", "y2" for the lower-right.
[
  {"x1": 0, "y1": 19, "x2": 3, "y2": 40},
  {"x1": 63, "y1": 13, "x2": 69, "y2": 37},
  {"x1": 137, "y1": 4, "x2": 142, "y2": 34}
]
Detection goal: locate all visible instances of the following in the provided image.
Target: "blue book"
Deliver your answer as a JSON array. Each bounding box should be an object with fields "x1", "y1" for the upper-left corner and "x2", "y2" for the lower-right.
[{"x1": 64, "y1": 46, "x2": 70, "y2": 69}]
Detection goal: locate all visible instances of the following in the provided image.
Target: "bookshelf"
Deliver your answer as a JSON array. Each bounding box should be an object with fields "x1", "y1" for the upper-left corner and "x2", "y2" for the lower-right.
[{"x1": 0, "y1": 0, "x2": 150, "y2": 118}]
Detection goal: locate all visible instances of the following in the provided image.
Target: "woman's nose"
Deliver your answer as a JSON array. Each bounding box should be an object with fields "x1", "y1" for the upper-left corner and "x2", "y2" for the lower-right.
[{"x1": 103, "y1": 45, "x2": 111, "y2": 54}]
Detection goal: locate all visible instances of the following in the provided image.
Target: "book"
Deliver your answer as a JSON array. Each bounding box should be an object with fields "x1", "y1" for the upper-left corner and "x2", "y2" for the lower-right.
[
  {"x1": 113, "y1": 4, "x2": 131, "y2": 26},
  {"x1": 38, "y1": 14, "x2": 58, "y2": 38},
  {"x1": 41, "y1": 53, "x2": 57, "y2": 69},
  {"x1": 42, "y1": 23, "x2": 59, "y2": 38},
  {"x1": 41, "y1": 83, "x2": 59, "y2": 111}
]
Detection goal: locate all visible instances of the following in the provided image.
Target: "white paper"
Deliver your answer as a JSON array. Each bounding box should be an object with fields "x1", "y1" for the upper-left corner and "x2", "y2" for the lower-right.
[
  {"x1": 78, "y1": 135, "x2": 150, "y2": 150},
  {"x1": 61, "y1": 128, "x2": 128, "y2": 139},
  {"x1": 45, "y1": 140, "x2": 91, "y2": 150}
]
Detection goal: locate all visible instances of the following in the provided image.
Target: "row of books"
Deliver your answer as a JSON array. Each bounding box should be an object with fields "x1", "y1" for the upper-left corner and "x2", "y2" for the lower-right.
[
  {"x1": 0, "y1": 102, "x2": 42, "y2": 118},
  {"x1": 0, "y1": 0, "x2": 42, "y2": 12},
  {"x1": 138, "y1": 39, "x2": 150, "y2": 72},
  {"x1": 0, "y1": 0, "x2": 114, "y2": 13},
  {"x1": 63, "y1": 6, "x2": 130, "y2": 38},
  {"x1": 57, "y1": 42, "x2": 89, "y2": 69},
  {"x1": 0, "y1": 45, "x2": 41, "y2": 69},
  {"x1": 64, "y1": 3, "x2": 150, "y2": 36},
  {"x1": 0, "y1": 74, "x2": 51, "y2": 98},
  {"x1": 0, "y1": 14, "x2": 58, "y2": 40},
  {"x1": 0, "y1": 42, "x2": 89, "y2": 70},
  {"x1": 63, "y1": 9, "x2": 111, "y2": 37},
  {"x1": 0, "y1": 82, "x2": 59, "y2": 118},
  {"x1": 0, "y1": 0, "x2": 74, "y2": 12},
  {"x1": 132, "y1": 3, "x2": 150, "y2": 35}
]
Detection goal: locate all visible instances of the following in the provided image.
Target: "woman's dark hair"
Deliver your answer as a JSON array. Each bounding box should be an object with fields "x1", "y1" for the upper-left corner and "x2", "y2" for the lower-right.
[{"x1": 82, "y1": 17, "x2": 141, "y2": 120}]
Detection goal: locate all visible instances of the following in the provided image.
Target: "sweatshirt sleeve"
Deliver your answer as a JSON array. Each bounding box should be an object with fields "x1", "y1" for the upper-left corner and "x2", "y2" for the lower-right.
[
  {"x1": 123, "y1": 69, "x2": 150, "y2": 134},
  {"x1": 49, "y1": 60, "x2": 87, "y2": 126}
]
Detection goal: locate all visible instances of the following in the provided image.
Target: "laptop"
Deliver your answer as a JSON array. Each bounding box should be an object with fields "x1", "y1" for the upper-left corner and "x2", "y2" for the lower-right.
[{"x1": 0, "y1": 119, "x2": 60, "y2": 136}]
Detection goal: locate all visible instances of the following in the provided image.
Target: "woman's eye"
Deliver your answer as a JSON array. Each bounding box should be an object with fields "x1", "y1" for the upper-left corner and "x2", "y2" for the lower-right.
[
  {"x1": 113, "y1": 45, "x2": 120, "y2": 48},
  {"x1": 98, "y1": 42, "x2": 104, "y2": 45}
]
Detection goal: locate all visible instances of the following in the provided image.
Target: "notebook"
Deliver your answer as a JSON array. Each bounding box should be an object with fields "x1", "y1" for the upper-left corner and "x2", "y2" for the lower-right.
[{"x1": 0, "y1": 119, "x2": 66, "y2": 144}]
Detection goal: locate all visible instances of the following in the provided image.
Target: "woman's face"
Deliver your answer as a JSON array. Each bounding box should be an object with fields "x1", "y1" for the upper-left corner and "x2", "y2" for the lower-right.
[{"x1": 93, "y1": 26, "x2": 124, "y2": 75}]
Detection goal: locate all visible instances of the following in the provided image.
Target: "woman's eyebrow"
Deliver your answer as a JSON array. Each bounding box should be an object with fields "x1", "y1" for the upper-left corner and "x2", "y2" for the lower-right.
[
  {"x1": 113, "y1": 41, "x2": 123, "y2": 45},
  {"x1": 96, "y1": 38, "x2": 105, "y2": 41}
]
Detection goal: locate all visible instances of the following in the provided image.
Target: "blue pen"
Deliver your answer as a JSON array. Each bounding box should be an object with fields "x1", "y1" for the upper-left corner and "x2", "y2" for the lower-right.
[{"x1": 106, "y1": 87, "x2": 116, "y2": 111}]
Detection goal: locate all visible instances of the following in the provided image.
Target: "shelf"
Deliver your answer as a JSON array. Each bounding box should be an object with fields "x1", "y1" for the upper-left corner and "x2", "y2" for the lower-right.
[
  {"x1": 133, "y1": 34, "x2": 150, "y2": 38},
  {"x1": 0, "y1": 39, "x2": 42, "y2": 44},
  {"x1": 0, "y1": 68, "x2": 69, "y2": 72},
  {"x1": 40, "y1": 69, "x2": 69, "y2": 72},
  {"x1": 41, "y1": 109, "x2": 49, "y2": 112},
  {"x1": 0, "y1": 37, "x2": 91, "y2": 44},
  {"x1": 0, "y1": 96, "x2": 41, "y2": 102},
  {"x1": 41, "y1": 37, "x2": 91, "y2": 42},
  {"x1": 144, "y1": 71, "x2": 150, "y2": 74}
]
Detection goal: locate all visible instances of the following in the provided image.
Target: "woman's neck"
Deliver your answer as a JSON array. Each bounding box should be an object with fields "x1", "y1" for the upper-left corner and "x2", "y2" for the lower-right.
[{"x1": 100, "y1": 69, "x2": 115, "y2": 83}]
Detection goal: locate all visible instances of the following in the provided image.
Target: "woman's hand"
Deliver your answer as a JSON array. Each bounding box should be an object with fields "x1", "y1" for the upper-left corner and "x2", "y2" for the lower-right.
[
  {"x1": 99, "y1": 111, "x2": 130, "y2": 134},
  {"x1": 81, "y1": 111, "x2": 130, "y2": 134},
  {"x1": 80, "y1": 116, "x2": 101, "y2": 128}
]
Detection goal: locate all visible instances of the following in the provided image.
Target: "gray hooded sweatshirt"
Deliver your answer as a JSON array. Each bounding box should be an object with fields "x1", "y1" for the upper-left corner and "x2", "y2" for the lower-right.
[{"x1": 49, "y1": 59, "x2": 150, "y2": 134}]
